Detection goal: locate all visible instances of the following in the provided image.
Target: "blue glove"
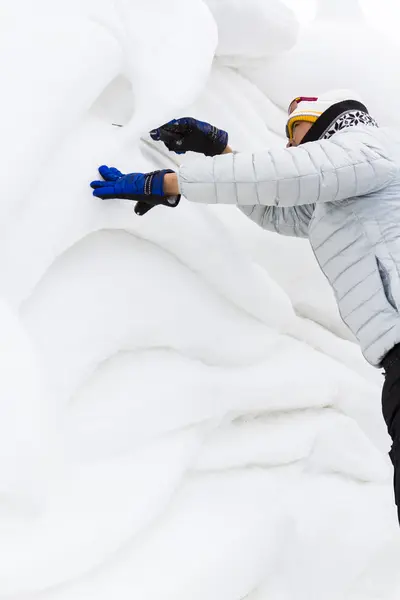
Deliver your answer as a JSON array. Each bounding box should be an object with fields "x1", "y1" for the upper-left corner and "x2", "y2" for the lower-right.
[
  {"x1": 150, "y1": 117, "x2": 228, "y2": 156},
  {"x1": 90, "y1": 165, "x2": 180, "y2": 216}
]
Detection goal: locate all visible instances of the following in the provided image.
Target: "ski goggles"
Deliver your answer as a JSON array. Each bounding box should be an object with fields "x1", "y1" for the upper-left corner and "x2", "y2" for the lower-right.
[{"x1": 286, "y1": 96, "x2": 318, "y2": 139}]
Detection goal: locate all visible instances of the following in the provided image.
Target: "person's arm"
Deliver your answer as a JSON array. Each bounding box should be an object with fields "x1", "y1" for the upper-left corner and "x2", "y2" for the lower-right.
[
  {"x1": 177, "y1": 128, "x2": 397, "y2": 207},
  {"x1": 163, "y1": 172, "x2": 180, "y2": 195},
  {"x1": 163, "y1": 144, "x2": 233, "y2": 194},
  {"x1": 163, "y1": 163, "x2": 314, "y2": 239},
  {"x1": 238, "y1": 204, "x2": 313, "y2": 238}
]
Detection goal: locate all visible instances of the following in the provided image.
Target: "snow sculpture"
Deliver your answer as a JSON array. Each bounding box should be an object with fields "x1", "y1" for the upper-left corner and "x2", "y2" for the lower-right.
[{"x1": 1, "y1": 1, "x2": 400, "y2": 599}]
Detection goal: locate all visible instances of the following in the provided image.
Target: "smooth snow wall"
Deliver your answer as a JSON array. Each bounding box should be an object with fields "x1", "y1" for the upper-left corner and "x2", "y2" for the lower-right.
[{"x1": 1, "y1": 1, "x2": 400, "y2": 600}]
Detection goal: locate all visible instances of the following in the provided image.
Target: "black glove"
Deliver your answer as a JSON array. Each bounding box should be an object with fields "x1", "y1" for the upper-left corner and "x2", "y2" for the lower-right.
[
  {"x1": 150, "y1": 117, "x2": 228, "y2": 156},
  {"x1": 90, "y1": 165, "x2": 180, "y2": 216}
]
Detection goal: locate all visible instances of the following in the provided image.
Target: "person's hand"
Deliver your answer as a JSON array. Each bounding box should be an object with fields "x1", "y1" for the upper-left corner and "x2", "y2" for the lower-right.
[
  {"x1": 90, "y1": 165, "x2": 180, "y2": 216},
  {"x1": 150, "y1": 117, "x2": 228, "y2": 156}
]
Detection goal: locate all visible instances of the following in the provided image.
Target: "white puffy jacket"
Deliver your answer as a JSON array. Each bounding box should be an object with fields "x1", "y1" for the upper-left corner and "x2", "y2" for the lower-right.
[{"x1": 178, "y1": 125, "x2": 400, "y2": 366}]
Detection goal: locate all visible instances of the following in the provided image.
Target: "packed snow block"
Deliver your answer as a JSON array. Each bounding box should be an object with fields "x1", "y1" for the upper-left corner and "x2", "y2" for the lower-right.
[
  {"x1": 111, "y1": 0, "x2": 218, "y2": 137},
  {"x1": 242, "y1": 0, "x2": 400, "y2": 125},
  {"x1": 30, "y1": 471, "x2": 287, "y2": 600},
  {"x1": 185, "y1": 63, "x2": 287, "y2": 145},
  {"x1": 21, "y1": 229, "x2": 288, "y2": 403},
  {"x1": 3, "y1": 0, "x2": 400, "y2": 597},
  {"x1": 0, "y1": 300, "x2": 55, "y2": 518},
  {"x1": 204, "y1": 0, "x2": 299, "y2": 61},
  {"x1": 307, "y1": 413, "x2": 391, "y2": 483},
  {"x1": 279, "y1": 477, "x2": 397, "y2": 600},
  {"x1": 195, "y1": 412, "x2": 330, "y2": 471},
  {"x1": 119, "y1": 472, "x2": 287, "y2": 600},
  {"x1": 0, "y1": 428, "x2": 208, "y2": 595},
  {"x1": 0, "y1": 18, "x2": 121, "y2": 219},
  {"x1": 68, "y1": 345, "x2": 338, "y2": 462},
  {"x1": 0, "y1": 0, "x2": 216, "y2": 220}
]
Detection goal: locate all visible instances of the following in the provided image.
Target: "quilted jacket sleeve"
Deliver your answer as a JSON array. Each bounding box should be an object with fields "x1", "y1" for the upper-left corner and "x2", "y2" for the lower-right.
[{"x1": 178, "y1": 127, "x2": 397, "y2": 207}]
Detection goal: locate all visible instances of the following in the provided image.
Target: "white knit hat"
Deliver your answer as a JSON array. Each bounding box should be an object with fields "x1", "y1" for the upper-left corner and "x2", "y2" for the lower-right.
[{"x1": 286, "y1": 89, "x2": 363, "y2": 140}]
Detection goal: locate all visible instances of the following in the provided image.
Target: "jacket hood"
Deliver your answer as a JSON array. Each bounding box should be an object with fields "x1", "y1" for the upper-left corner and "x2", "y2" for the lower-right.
[{"x1": 300, "y1": 99, "x2": 378, "y2": 144}]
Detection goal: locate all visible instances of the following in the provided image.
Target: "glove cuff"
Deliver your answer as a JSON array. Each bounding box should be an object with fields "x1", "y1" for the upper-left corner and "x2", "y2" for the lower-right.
[{"x1": 205, "y1": 127, "x2": 228, "y2": 156}]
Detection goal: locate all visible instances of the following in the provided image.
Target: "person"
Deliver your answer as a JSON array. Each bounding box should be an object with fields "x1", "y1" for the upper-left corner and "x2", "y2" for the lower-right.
[{"x1": 90, "y1": 91, "x2": 400, "y2": 523}]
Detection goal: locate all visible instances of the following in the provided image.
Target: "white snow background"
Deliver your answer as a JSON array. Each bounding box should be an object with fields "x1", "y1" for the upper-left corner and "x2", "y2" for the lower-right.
[{"x1": 1, "y1": 0, "x2": 400, "y2": 598}]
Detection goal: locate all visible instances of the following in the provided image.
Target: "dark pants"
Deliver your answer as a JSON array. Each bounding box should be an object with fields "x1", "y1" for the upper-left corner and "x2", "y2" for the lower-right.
[{"x1": 382, "y1": 343, "x2": 400, "y2": 525}]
